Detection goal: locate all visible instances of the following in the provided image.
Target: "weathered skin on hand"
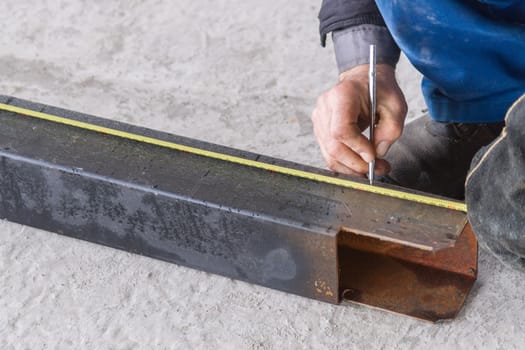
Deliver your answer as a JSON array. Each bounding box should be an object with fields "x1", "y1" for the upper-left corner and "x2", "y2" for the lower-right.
[{"x1": 311, "y1": 63, "x2": 407, "y2": 177}]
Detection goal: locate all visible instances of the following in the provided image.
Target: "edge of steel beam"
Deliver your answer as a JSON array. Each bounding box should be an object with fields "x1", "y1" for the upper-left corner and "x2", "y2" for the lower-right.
[{"x1": 0, "y1": 96, "x2": 477, "y2": 321}]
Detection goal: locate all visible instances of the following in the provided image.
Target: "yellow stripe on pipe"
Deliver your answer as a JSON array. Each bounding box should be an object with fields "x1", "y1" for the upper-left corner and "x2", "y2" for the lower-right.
[{"x1": 0, "y1": 102, "x2": 467, "y2": 212}]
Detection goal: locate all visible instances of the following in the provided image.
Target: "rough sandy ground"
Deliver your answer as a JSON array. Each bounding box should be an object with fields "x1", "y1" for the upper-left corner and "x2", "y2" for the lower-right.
[{"x1": 0, "y1": 1, "x2": 524, "y2": 349}]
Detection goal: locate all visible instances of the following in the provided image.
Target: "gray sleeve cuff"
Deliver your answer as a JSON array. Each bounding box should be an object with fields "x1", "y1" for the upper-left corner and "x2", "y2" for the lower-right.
[{"x1": 332, "y1": 24, "x2": 400, "y2": 73}]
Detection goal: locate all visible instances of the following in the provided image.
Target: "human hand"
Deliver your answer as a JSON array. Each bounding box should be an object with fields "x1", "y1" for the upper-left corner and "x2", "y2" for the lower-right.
[{"x1": 311, "y1": 64, "x2": 407, "y2": 177}]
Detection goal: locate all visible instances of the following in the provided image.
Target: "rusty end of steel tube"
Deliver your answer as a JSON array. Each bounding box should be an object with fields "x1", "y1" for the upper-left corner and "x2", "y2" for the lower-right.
[{"x1": 337, "y1": 223, "x2": 477, "y2": 322}]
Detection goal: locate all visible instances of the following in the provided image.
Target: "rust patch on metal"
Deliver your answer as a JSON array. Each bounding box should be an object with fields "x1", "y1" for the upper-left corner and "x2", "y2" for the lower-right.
[
  {"x1": 337, "y1": 223, "x2": 477, "y2": 322},
  {"x1": 314, "y1": 279, "x2": 336, "y2": 297}
]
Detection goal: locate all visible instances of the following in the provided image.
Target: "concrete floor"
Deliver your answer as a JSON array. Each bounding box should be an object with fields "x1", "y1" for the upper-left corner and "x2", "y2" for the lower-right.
[{"x1": 0, "y1": 1, "x2": 524, "y2": 349}]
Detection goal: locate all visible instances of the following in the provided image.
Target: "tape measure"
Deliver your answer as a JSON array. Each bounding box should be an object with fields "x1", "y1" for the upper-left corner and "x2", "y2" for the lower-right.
[{"x1": 0, "y1": 102, "x2": 467, "y2": 212}]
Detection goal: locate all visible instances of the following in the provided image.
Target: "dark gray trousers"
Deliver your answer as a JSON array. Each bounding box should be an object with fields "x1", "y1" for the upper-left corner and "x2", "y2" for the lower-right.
[{"x1": 466, "y1": 94, "x2": 525, "y2": 270}]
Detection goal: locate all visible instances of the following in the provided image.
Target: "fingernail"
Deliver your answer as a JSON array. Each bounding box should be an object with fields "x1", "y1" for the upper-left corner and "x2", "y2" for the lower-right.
[
  {"x1": 376, "y1": 141, "x2": 391, "y2": 158},
  {"x1": 359, "y1": 152, "x2": 374, "y2": 163}
]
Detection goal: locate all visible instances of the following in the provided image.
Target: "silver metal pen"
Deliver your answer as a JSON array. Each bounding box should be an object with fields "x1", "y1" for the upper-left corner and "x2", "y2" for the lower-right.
[{"x1": 368, "y1": 44, "x2": 376, "y2": 185}]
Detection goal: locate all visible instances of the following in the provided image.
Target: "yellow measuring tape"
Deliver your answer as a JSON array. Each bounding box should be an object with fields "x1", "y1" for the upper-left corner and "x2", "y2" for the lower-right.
[{"x1": 0, "y1": 102, "x2": 467, "y2": 212}]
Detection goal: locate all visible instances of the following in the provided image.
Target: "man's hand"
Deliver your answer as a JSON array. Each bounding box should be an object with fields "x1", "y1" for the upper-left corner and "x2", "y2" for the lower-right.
[{"x1": 311, "y1": 64, "x2": 407, "y2": 177}]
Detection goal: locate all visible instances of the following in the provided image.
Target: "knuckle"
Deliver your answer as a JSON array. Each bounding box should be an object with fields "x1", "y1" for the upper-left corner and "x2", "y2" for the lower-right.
[
  {"x1": 390, "y1": 124, "x2": 403, "y2": 140},
  {"x1": 330, "y1": 128, "x2": 345, "y2": 142},
  {"x1": 326, "y1": 158, "x2": 338, "y2": 170},
  {"x1": 395, "y1": 105, "x2": 408, "y2": 118},
  {"x1": 332, "y1": 84, "x2": 352, "y2": 101},
  {"x1": 326, "y1": 142, "x2": 345, "y2": 160},
  {"x1": 391, "y1": 99, "x2": 408, "y2": 117},
  {"x1": 325, "y1": 142, "x2": 340, "y2": 159},
  {"x1": 331, "y1": 126, "x2": 356, "y2": 141}
]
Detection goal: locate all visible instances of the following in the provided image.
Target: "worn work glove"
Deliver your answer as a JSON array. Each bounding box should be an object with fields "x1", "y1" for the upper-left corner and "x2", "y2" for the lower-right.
[{"x1": 466, "y1": 93, "x2": 525, "y2": 270}]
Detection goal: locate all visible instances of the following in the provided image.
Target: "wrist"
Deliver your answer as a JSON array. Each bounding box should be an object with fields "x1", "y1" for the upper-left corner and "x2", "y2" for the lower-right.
[{"x1": 339, "y1": 63, "x2": 396, "y2": 82}]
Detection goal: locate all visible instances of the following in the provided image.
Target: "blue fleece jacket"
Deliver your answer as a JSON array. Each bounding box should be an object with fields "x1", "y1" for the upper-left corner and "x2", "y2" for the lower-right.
[{"x1": 375, "y1": 0, "x2": 525, "y2": 122}]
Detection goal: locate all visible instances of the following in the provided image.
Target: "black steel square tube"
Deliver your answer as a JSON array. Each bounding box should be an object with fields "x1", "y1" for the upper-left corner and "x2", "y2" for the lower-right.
[
  {"x1": 0, "y1": 96, "x2": 475, "y2": 319},
  {"x1": 0, "y1": 96, "x2": 346, "y2": 302}
]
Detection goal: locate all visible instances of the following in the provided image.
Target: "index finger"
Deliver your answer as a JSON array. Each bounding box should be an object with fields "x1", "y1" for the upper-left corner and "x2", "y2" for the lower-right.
[{"x1": 329, "y1": 89, "x2": 375, "y2": 163}]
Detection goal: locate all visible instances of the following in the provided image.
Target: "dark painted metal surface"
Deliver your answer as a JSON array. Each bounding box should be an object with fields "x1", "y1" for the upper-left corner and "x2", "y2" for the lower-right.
[
  {"x1": 0, "y1": 96, "x2": 477, "y2": 320},
  {"x1": 0, "y1": 96, "x2": 467, "y2": 251}
]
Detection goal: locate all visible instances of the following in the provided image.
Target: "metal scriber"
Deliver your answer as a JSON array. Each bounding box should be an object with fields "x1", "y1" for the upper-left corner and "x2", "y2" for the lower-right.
[{"x1": 368, "y1": 45, "x2": 376, "y2": 185}]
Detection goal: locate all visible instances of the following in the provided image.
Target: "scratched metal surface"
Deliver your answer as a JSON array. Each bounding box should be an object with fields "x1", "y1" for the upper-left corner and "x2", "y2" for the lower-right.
[{"x1": 0, "y1": 96, "x2": 466, "y2": 251}]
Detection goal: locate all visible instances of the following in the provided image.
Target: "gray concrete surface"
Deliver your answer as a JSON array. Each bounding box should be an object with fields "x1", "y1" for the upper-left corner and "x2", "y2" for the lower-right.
[{"x1": 0, "y1": 1, "x2": 523, "y2": 349}]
